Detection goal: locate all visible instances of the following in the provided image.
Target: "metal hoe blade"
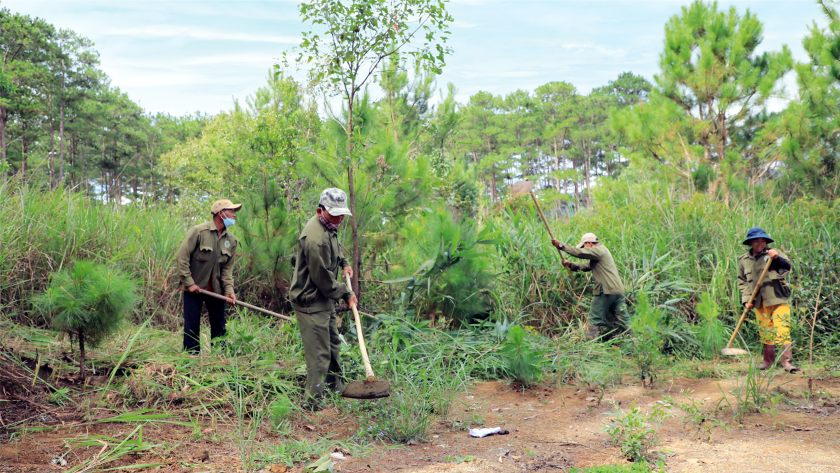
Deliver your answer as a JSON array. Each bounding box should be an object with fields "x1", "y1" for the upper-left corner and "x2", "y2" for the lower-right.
[
  {"x1": 721, "y1": 347, "x2": 749, "y2": 356},
  {"x1": 341, "y1": 379, "x2": 391, "y2": 399}
]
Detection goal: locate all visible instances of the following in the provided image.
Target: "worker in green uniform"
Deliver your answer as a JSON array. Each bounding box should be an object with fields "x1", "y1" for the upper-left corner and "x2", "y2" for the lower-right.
[
  {"x1": 289, "y1": 188, "x2": 357, "y2": 412},
  {"x1": 552, "y1": 233, "x2": 629, "y2": 341},
  {"x1": 176, "y1": 199, "x2": 241, "y2": 354}
]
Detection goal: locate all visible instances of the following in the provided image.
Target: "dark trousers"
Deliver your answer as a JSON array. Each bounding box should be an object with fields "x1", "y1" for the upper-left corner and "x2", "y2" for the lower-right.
[
  {"x1": 589, "y1": 293, "x2": 630, "y2": 330},
  {"x1": 296, "y1": 308, "x2": 344, "y2": 410},
  {"x1": 183, "y1": 291, "x2": 227, "y2": 354}
]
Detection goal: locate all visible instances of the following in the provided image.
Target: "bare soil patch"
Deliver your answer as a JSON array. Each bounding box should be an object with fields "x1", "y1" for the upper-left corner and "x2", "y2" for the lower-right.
[{"x1": 1, "y1": 370, "x2": 839, "y2": 472}]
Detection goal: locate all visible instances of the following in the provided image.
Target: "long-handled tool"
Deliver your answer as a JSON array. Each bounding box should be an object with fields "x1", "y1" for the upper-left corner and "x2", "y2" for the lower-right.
[
  {"x1": 340, "y1": 273, "x2": 390, "y2": 399},
  {"x1": 507, "y1": 180, "x2": 573, "y2": 277},
  {"x1": 722, "y1": 256, "x2": 773, "y2": 356},
  {"x1": 199, "y1": 289, "x2": 292, "y2": 321},
  {"x1": 528, "y1": 191, "x2": 573, "y2": 278}
]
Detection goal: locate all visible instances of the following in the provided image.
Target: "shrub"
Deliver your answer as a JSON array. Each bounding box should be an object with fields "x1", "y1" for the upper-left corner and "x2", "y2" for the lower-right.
[
  {"x1": 629, "y1": 293, "x2": 666, "y2": 388},
  {"x1": 33, "y1": 260, "x2": 138, "y2": 379},
  {"x1": 501, "y1": 325, "x2": 544, "y2": 387},
  {"x1": 695, "y1": 292, "x2": 727, "y2": 359},
  {"x1": 603, "y1": 401, "x2": 671, "y2": 465}
]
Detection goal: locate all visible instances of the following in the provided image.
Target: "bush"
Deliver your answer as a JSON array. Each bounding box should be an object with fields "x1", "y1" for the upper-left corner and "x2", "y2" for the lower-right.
[
  {"x1": 603, "y1": 401, "x2": 670, "y2": 465},
  {"x1": 501, "y1": 325, "x2": 544, "y2": 387},
  {"x1": 695, "y1": 292, "x2": 727, "y2": 359},
  {"x1": 629, "y1": 293, "x2": 667, "y2": 388},
  {"x1": 33, "y1": 260, "x2": 138, "y2": 379}
]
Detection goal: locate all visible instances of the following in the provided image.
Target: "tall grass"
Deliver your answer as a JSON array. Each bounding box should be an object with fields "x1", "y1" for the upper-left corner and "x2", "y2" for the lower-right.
[
  {"x1": 483, "y1": 178, "x2": 840, "y2": 356},
  {"x1": 1, "y1": 181, "x2": 184, "y2": 327}
]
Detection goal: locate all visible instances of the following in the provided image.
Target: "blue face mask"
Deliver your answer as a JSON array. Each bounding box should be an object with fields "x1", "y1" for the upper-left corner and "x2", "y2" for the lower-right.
[{"x1": 221, "y1": 211, "x2": 235, "y2": 228}]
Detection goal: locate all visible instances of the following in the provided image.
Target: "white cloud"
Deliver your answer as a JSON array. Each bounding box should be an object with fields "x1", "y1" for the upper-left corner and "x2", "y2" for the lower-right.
[{"x1": 101, "y1": 25, "x2": 300, "y2": 44}]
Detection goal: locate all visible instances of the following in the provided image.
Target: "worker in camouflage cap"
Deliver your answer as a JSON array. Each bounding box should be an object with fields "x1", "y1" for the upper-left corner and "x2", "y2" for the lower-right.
[
  {"x1": 176, "y1": 199, "x2": 242, "y2": 354},
  {"x1": 289, "y1": 188, "x2": 356, "y2": 411}
]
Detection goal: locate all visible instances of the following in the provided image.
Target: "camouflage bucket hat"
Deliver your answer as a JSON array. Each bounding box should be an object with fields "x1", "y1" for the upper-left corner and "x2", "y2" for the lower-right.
[{"x1": 319, "y1": 188, "x2": 352, "y2": 217}]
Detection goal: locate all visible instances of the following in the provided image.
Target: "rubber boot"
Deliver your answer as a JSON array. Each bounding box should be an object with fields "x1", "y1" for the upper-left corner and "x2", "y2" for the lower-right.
[
  {"x1": 779, "y1": 344, "x2": 798, "y2": 373},
  {"x1": 758, "y1": 344, "x2": 776, "y2": 370},
  {"x1": 585, "y1": 324, "x2": 600, "y2": 342}
]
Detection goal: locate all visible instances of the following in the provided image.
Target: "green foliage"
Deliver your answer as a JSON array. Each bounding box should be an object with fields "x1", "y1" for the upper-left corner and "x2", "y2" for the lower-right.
[
  {"x1": 501, "y1": 325, "x2": 544, "y2": 387},
  {"x1": 629, "y1": 293, "x2": 666, "y2": 388},
  {"x1": 717, "y1": 356, "x2": 785, "y2": 424},
  {"x1": 603, "y1": 401, "x2": 671, "y2": 465},
  {"x1": 2, "y1": 185, "x2": 183, "y2": 327},
  {"x1": 662, "y1": 391, "x2": 730, "y2": 443},
  {"x1": 695, "y1": 292, "x2": 727, "y2": 359},
  {"x1": 778, "y1": 1, "x2": 840, "y2": 198},
  {"x1": 615, "y1": 0, "x2": 793, "y2": 198},
  {"x1": 33, "y1": 260, "x2": 137, "y2": 378},
  {"x1": 237, "y1": 179, "x2": 298, "y2": 301},
  {"x1": 351, "y1": 314, "x2": 467, "y2": 443},
  {"x1": 389, "y1": 206, "x2": 496, "y2": 324}
]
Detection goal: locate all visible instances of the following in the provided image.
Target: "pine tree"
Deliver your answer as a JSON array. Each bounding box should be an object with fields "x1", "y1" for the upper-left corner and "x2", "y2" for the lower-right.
[{"x1": 33, "y1": 261, "x2": 138, "y2": 380}]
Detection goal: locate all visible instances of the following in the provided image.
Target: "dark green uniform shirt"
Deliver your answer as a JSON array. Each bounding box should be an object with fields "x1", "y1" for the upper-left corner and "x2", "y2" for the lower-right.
[
  {"x1": 176, "y1": 221, "x2": 238, "y2": 295},
  {"x1": 737, "y1": 249, "x2": 791, "y2": 307},
  {"x1": 563, "y1": 243, "x2": 624, "y2": 296},
  {"x1": 289, "y1": 216, "x2": 352, "y2": 313}
]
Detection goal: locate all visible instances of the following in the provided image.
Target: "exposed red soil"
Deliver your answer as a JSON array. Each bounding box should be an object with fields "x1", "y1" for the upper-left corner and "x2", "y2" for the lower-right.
[{"x1": 1, "y1": 371, "x2": 839, "y2": 473}]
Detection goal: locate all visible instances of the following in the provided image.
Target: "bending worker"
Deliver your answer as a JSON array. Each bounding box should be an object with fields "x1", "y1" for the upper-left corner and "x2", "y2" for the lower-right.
[
  {"x1": 289, "y1": 188, "x2": 357, "y2": 412},
  {"x1": 738, "y1": 227, "x2": 797, "y2": 373},
  {"x1": 553, "y1": 233, "x2": 628, "y2": 341},
  {"x1": 176, "y1": 199, "x2": 241, "y2": 354}
]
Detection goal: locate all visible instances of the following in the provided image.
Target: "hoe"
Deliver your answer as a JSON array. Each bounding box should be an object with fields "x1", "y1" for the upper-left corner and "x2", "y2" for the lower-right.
[
  {"x1": 341, "y1": 273, "x2": 391, "y2": 399},
  {"x1": 721, "y1": 256, "x2": 773, "y2": 356}
]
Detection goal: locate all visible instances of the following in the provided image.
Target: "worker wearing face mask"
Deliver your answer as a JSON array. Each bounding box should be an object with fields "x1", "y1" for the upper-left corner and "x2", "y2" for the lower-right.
[{"x1": 176, "y1": 199, "x2": 242, "y2": 354}]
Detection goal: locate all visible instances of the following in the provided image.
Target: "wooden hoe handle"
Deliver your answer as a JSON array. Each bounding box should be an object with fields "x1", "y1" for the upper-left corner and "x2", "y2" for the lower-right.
[
  {"x1": 199, "y1": 289, "x2": 292, "y2": 321},
  {"x1": 725, "y1": 257, "x2": 773, "y2": 350},
  {"x1": 346, "y1": 274, "x2": 375, "y2": 382},
  {"x1": 530, "y1": 191, "x2": 573, "y2": 277}
]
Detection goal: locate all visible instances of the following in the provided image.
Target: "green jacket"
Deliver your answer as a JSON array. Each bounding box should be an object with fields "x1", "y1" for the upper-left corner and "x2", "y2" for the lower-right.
[
  {"x1": 737, "y1": 249, "x2": 792, "y2": 307},
  {"x1": 563, "y1": 243, "x2": 624, "y2": 296},
  {"x1": 176, "y1": 221, "x2": 238, "y2": 295},
  {"x1": 289, "y1": 216, "x2": 353, "y2": 313}
]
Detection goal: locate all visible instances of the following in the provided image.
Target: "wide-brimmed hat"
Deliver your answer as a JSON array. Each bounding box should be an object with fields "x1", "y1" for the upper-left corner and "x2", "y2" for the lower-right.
[
  {"x1": 577, "y1": 233, "x2": 599, "y2": 248},
  {"x1": 319, "y1": 188, "x2": 352, "y2": 217},
  {"x1": 211, "y1": 199, "x2": 242, "y2": 215},
  {"x1": 742, "y1": 227, "x2": 774, "y2": 245}
]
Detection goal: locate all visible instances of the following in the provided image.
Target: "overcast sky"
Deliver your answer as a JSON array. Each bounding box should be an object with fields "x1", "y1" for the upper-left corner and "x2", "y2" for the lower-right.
[{"x1": 4, "y1": 0, "x2": 826, "y2": 116}]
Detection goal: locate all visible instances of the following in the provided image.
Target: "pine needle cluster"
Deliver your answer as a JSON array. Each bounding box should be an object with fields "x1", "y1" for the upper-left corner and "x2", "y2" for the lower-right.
[{"x1": 33, "y1": 260, "x2": 138, "y2": 379}]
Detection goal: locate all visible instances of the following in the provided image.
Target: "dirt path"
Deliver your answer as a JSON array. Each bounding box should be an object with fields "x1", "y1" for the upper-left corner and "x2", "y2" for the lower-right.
[
  {"x1": 2, "y1": 373, "x2": 839, "y2": 472},
  {"x1": 339, "y1": 374, "x2": 840, "y2": 473}
]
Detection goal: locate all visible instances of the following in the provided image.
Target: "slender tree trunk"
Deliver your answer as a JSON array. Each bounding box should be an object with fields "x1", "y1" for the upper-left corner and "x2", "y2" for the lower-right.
[
  {"x1": 69, "y1": 134, "x2": 75, "y2": 188},
  {"x1": 101, "y1": 136, "x2": 106, "y2": 201},
  {"x1": 489, "y1": 165, "x2": 498, "y2": 201},
  {"x1": 0, "y1": 104, "x2": 6, "y2": 166},
  {"x1": 585, "y1": 150, "x2": 592, "y2": 208},
  {"x1": 59, "y1": 95, "x2": 65, "y2": 185},
  {"x1": 78, "y1": 330, "x2": 86, "y2": 381},
  {"x1": 346, "y1": 92, "x2": 360, "y2": 298},
  {"x1": 48, "y1": 94, "x2": 55, "y2": 187},
  {"x1": 580, "y1": 138, "x2": 589, "y2": 208},
  {"x1": 553, "y1": 137, "x2": 562, "y2": 214},
  {"x1": 146, "y1": 141, "x2": 155, "y2": 203},
  {"x1": 21, "y1": 133, "x2": 27, "y2": 182},
  {"x1": 81, "y1": 142, "x2": 86, "y2": 195}
]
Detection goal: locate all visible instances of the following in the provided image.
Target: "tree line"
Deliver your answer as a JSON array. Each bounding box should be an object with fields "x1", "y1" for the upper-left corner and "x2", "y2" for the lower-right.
[
  {"x1": 4, "y1": 0, "x2": 840, "y2": 211},
  {"x1": 0, "y1": 7, "x2": 207, "y2": 202}
]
